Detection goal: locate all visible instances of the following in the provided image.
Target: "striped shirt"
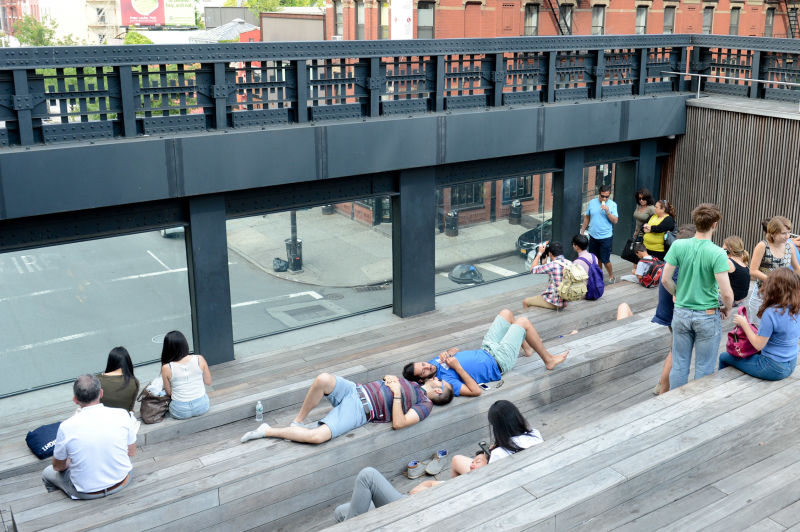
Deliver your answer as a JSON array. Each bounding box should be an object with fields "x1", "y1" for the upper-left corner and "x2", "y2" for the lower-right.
[
  {"x1": 530, "y1": 255, "x2": 569, "y2": 306},
  {"x1": 361, "y1": 378, "x2": 432, "y2": 424}
]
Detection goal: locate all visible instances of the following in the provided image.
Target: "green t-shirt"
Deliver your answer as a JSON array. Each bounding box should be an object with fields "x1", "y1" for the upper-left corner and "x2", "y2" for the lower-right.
[{"x1": 664, "y1": 237, "x2": 729, "y2": 310}]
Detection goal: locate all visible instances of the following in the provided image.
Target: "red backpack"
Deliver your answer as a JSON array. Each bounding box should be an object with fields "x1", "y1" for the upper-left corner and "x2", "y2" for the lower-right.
[{"x1": 639, "y1": 257, "x2": 665, "y2": 288}]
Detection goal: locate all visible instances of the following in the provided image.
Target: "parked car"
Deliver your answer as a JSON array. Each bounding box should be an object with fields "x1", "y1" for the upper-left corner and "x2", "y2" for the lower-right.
[{"x1": 515, "y1": 219, "x2": 552, "y2": 257}]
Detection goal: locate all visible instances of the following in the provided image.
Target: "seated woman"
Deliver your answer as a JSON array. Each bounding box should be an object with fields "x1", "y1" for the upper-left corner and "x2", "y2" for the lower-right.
[
  {"x1": 719, "y1": 268, "x2": 800, "y2": 381},
  {"x1": 641, "y1": 199, "x2": 677, "y2": 260},
  {"x1": 450, "y1": 399, "x2": 543, "y2": 477},
  {"x1": 722, "y1": 235, "x2": 751, "y2": 306},
  {"x1": 98, "y1": 346, "x2": 140, "y2": 412},
  {"x1": 160, "y1": 330, "x2": 212, "y2": 419}
]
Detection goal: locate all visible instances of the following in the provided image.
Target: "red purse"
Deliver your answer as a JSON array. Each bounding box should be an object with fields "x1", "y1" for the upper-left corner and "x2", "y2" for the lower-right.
[{"x1": 726, "y1": 307, "x2": 760, "y2": 359}]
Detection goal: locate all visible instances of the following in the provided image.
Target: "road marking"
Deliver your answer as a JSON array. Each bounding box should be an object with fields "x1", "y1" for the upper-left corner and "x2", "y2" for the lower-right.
[
  {"x1": 110, "y1": 268, "x2": 188, "y2": 282},
  {"x1": 0, "y1": 286, "x2": 74, "y2": 303},
  {"x1": 476, "y1": 262, "x2": 519, "y2": 277},
  {"x1": 231, "y1": 291, "x2": 324, "y2": 308},
  {"x1": 147, "y1": 250, "x2": 172, "y2": 271}
]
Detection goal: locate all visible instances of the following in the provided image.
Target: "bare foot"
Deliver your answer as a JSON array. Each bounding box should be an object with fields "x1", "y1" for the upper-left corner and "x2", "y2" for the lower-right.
[
  {"x1": 568, "y1": 329, "x2": 578, "y2": 336},
  {"x1": 545, "y1": 350, "x2": 569, "y2": 370},
  {"x1": 522, "y1": 344, "x2": 534, "y2": 357}
]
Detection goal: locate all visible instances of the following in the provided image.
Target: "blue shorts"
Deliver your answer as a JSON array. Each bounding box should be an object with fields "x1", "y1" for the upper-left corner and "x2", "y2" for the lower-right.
[
  {"x1": 319, "y1": 376, "x2": 368, "y2": 439},
  {"x1": 169, "y1": 394, "x2": 209, "y2": 419},
  {"x1": 588, "y1": 236, "x2": 613, "y2": 264}
]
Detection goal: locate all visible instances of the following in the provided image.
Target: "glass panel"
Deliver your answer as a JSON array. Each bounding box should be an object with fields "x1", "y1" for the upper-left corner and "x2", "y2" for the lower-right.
[
  {"x1": 418, "y1": 2, "x2": 435, "y2": 38},
  {"x1": 581, "y1": 164, "x2": 617, "y2": 218},
  {"x1": 0, "y1": 231, "x2": 192, "y2": 397},
  {"x1": 524, "y1": 4, "x2": 538, "y2": 36},
  {"x1": 729, "y1": 7, "x2": 740, "y2": 35},
  {"x1": 226, "y1": 200, "x2": 393, "y2": 342},
  {"x1": 592, "y1": 5, "x2": 605, "y2": 35},
  {"x1": 356, "y1": 1, "x2": 365, "y2": 39},
  {"x1": 765, "y1": 8, "x2": 774, "y2": 38},
  {"x1": 702, "y1": 7, "x2": 714, "y2": 34},
  {"x1": 334, "y1": 0, "x2": 343, "y2": 36},
  {"x1": 434, "y1": 176, "x2": 553, "y2": 295},
  {"x1": 379, "y1": 2, "x2": 390, "y2": 39},
  {"x1": 663, "y1": 6, "x2": 675, "y2": 34},
  {"x1": 635, "y1": 6, "x2": 648, "y2": 34},
  {"x1": 559, "y1": 5, "x2": 572, "y2": 33}
]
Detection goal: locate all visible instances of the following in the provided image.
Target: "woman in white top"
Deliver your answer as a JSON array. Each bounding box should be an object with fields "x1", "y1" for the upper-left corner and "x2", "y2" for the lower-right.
[
  {"x1": 160, "y1": 330, "x2": 212, "y2": 419},
  {"x1": 450, "y1": 399, "x2": 543, "y2": 476}
]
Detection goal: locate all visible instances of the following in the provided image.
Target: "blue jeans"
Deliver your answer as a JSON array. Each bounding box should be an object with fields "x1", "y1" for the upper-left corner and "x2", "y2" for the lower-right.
[
  {"x1": 719, "y1": 352, "x2": 797, "y2": 381},
  {"x1": 169, "y1": 393, "x2": 210, "y2": 419},
  {"x1": 334, "y1": 467, "x2": 404, "y2": 522},
  {"x1": 669, "y1": 307, "x2": 722, "y2": 389}
]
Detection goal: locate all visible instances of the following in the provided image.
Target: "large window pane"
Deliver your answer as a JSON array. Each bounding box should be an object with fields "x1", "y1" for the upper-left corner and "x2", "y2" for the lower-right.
[
  {"x1": 663, "y1": 6, "x2": 675, "y2": 34},
  {"x1": 635, "y1": 6, "x2": 648, "y2": 34},
  {"x1": 592, "y1": 5, "x2": 605, "y2": 35},
  {"x1": 0, "y1": 232, "x2": 192, "y2": 397},
  {"x1": 702, "y1": 6, "x2": 714, "y2": 34},
  {"x1": 435, "y1": 176, "x2": 553, "y2": 295},
  {"x1": 226, "y1": 200, "x2": 393, "y2": 341},
  {"x1": 418, "y1": 2, "x2": 435, "y2": 38},
  {"x1": 524, "y1": 4, "x2": 539, "y2": 36}
]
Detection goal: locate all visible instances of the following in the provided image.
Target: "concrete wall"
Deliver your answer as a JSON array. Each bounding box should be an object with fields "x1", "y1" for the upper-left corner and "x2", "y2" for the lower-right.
[{"x1": 261, "y1": 14, "x2": 324, "y2": 41}]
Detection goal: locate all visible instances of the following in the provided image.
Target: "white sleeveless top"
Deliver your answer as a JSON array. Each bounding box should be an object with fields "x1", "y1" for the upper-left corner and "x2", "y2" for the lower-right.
[{"x1": 169, "y1": 355, "x2": 206, "y2": 402}]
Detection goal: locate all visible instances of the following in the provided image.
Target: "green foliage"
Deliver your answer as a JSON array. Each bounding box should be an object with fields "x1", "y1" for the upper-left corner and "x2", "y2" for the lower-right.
[
  {"x1": 13, "y1": 16, "x2": 83, "y2": 46},
  {"x1": 124, "y1": 30, "x2": 154, "y2": 45},
  {"x1": 223, "y1": 0, "x2": 321, "y2": 14}
]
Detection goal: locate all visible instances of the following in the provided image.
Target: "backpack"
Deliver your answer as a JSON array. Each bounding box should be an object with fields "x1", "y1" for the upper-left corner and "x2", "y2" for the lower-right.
[
  {"x1": 558, "y1": 260, "x2": 589, "y2": 301},
  {"x1": 576, "y1": 254, "x2": 604, "y2": 300},
  {"x1": 639, "y1": 257, "x2": 665, "y2": 288}
]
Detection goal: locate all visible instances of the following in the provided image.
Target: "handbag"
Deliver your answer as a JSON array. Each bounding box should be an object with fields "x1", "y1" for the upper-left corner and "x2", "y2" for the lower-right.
[
  {"x1": 138, "y1": 388, "x2": 171, "y2": 424},
  {"x1": 25, "y1": 421, "x2": 61, "y2": 459},
  {"x1": 621, "y1": 231, "x2": 642, "y2": 264},
  {"x1": 726, "y1": 307, "x2": 760, "y2": 359}
]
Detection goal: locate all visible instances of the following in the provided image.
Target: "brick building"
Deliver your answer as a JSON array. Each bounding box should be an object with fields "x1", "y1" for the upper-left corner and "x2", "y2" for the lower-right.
[
  {"x1": 0, "y1": 0, "x2": 39, "y2": 35},
  {"x1": 325, "y1": 0, "x2": 798, "y2": 41}
]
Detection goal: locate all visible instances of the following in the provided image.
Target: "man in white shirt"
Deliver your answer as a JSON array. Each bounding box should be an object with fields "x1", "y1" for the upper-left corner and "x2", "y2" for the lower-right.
[{"x1": 42, "y1": 374, "x2": 137, "y2": 499}]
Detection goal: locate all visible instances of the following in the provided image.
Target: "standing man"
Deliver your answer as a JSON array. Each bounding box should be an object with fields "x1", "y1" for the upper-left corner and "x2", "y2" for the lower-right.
[
  {"x1": 42, "y1": 374, "x2": 137, "y2": 499},
  {"x1": 581, "y1": 184, "x2": 618, "y2": 283},
  {"x1": 662, "y1": 204, "x2": 733, "y2": 390}
]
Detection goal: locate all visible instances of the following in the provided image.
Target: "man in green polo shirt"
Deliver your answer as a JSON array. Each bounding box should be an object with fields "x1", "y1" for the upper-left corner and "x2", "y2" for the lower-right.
[{"x1": 662, "y1": 203, "x2": 733, "y2": 390}]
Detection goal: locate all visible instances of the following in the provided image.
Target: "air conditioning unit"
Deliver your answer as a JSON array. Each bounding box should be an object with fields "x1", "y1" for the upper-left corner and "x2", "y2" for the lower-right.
[{"x1": 331, "y1": 35, "x2": 343, "y2": 40}]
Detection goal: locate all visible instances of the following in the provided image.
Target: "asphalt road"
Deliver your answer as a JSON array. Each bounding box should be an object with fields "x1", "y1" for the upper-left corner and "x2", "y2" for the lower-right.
[{"x1": 0, "y1": 231, "x2": 531, "y2": 397}]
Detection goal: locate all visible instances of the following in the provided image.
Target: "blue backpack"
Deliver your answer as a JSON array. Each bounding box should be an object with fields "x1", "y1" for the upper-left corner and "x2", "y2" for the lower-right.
[{"x1": 577, "y1": 254, "x2": 604, "y2": 300}]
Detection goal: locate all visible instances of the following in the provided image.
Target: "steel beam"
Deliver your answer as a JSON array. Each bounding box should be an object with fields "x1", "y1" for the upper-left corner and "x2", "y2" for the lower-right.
[{"x1": 552, "y1": 148, "x2": 584, "y2": 260}]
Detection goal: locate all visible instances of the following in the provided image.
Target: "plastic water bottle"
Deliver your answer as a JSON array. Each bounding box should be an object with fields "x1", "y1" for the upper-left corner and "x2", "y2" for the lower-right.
[{"x1": 255, "y1": 400, "x2": 263, "y2": 422}]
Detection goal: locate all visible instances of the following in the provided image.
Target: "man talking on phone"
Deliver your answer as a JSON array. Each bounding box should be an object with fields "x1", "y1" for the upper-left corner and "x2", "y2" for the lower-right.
[{"x1": 402, "y1": 309, "x2": 568, "y2": 396}]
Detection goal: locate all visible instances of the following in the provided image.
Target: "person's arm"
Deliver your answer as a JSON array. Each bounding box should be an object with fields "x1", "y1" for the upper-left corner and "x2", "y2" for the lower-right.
[
  {"x1": 198, "y1": 355, "x2": 212, "y2": 386},
  {"x1": 580, "y1": 214, "x2": 590, "y2": 235},
  {"x1": 750, "y1": 242, "x2": 766, "y2": 282},
  {"x1": 384, "y1": 376, "x2": 422, "y2": 429},
  {"x1": 602, "y1": 202, "x2": 619, "y2": 224},
  {"x1": 648, "y1": 216, "x2": 675, "y2": 233},
  {"x1": 128, "y1": 443, "x2": 137, "y2": 457},
  {"x1": 441, "y1": 354, "x2": 481, "y2": 397},
  {"x1": 51, "y1": 457, "x2": 69, "y2": 472},
  {"x1": 529, "y1": 242, "x2": 547, "y2": 271},
  {"x1": 732, "y1": 314, "x2": 769, "y2": 351},
  {"x1": 161, "y1": 364, "x2": 172, "y2": 397},
  {"x1": 662, "y1": 263, "x2": 677, "y2": 295},
  {"x1": 791, "y1": 246, "x2": 800, "y2": 272},
  {"x1": 409, "y1": 480, "x2": 444, "y2": 495},
  {"x1": 715, "y1": 271, "x2": 734, "y2": 319},
  {"x1": 727, "y1": 258, "x2": 736, "y2": 273}
]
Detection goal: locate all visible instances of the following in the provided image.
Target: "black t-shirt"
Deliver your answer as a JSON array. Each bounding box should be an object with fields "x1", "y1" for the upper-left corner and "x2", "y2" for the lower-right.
[{"x1": 728, "y1": 261, "x2": 751, "y2": 302}]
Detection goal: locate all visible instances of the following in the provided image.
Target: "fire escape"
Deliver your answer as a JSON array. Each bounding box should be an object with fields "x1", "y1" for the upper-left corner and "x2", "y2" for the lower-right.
[
  {"x1": 544, "y1": 0, "x2": 572, "y2": 35},
  {"x1": 783, "y1": 0, "x2": 799, "y2": 37}
]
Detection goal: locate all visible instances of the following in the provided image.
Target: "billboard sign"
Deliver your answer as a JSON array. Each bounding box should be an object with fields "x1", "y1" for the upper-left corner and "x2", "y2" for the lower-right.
[
  {"x1": 391, "y1": 0, "x2": 413, "y2": 39},
  {"x1": 122, "y1": 0, "x2": 196, "y2": 26}
]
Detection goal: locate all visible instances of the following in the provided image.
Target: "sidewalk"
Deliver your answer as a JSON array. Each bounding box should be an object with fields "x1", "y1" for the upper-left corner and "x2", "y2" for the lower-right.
[{"x1": 227, "y1": 208, "x2": 544, "y2": 287}]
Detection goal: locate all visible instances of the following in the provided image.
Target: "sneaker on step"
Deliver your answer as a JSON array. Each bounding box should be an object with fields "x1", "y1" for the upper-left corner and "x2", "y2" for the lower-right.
[
  {"x1": 425, "y1": 449, "x2": 448, "y2": 475},
  {"x1": 407, "y1": 460, "x2": 425, "y2": 479}
]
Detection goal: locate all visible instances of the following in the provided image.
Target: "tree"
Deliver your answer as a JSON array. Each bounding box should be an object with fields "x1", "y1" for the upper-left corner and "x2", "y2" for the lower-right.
[
  {"x1": 12, "y1": 16, "x2": 82, "y2": 46},
  {"x1": 124, "y1": 30, "x2": 154, "y2": 45},
  {"x1": 223, "y1": 0, "x2": 321, "y2": 15}
]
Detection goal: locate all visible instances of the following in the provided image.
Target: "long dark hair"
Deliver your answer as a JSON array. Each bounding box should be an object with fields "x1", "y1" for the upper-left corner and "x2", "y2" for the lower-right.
[
  {"x1": 104, "y1": 346, "x2": 135, "y2": 390},
  {"x1": 758, "y1": 268, "x2": 800, "y2": 319},
  {"x1": 636, "y1": 188, "x2": 654, "y2": 206},
  {"x1": 161, "y1": 330, "x2": 190, "y2": 365},
  {"x1": 488, "y1": 400, "x2": 530, "y2": 454}
]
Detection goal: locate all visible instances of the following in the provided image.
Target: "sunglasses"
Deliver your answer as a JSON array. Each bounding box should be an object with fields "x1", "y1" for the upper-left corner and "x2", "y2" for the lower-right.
[{"x1": 600, "y1": 194, "x2": 611, "y2": 199}]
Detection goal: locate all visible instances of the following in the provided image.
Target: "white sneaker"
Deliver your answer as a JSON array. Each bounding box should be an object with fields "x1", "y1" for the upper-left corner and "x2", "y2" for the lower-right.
[{"x1": 240, "y1": 422, "x2": 270, "y2": 443}]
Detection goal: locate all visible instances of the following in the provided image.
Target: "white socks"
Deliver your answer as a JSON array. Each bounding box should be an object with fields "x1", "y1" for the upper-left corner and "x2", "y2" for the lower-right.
[{"x1": 240, "y1": 422, "x2": 270, "y2": 443}]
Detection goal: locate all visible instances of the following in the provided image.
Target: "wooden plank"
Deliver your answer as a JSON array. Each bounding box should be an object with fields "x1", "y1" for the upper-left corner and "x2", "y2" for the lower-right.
[
  {"x1": 773, "y1": 500, "x2": 800, "y2": 528},
  {"x1": 744, "y1": 518, "x2": 788, "y2": 532}
]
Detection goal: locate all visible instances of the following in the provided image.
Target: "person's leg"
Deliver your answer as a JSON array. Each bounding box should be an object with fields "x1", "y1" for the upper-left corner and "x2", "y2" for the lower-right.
[
  {"x1": 169, "y1": 399, "x2": 192, "y2": 420},
  {"x1": 692, "y1": 311, "x2": 722, "y2": 381},
  {"x1": 523, "y1": 295, "x2": 557, "y2": 310},
  {"x1": 719, "y1": 352, "x2": 795, "y2": 381},
  {"x1": 262, "y1": 423, "x2": 334, "y2": 444},
  {"x1": 450, "y1": 455, "x2": 473, "y2": 478},
  {"x1": 617, "y1": 303, "x2": 633, "y2": 320},
  {"x1": 510, "y1": 317, "x2": 568, "y2": 370},
  {"x1": 658, "y1": 351, "x2": 672, "y2": 394},
  {"x1": 42, "y1": 466, "x2": 79, "y2": 498},
  {"x1": 748, "y1": 288, "x2": 763, "y2": 327},
  {"x1": 188, "y1": 394, "x2": 210, "y2": 417},
  {"x1": 599, "y1": 237, "x2": 614, "y2": 280},
  {"x1": 338, "y1": 467, "x2": 404, "y2": 521},
  {"x1": 669, "y1": 308, "x2": 695, "y2": 390},
  {"x1": 294, "y1": 373, "x2": 338, "y2": 424}
]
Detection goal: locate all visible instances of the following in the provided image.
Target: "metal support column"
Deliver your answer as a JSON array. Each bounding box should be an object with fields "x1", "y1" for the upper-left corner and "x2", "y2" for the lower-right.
[
  {"x1": 613, "y1": 160, "x2": 637, "y2": 254},
  {"x1": 185, "y1": 195, "x2": 235, "y2": 365},
  {"x1": 392, "y1": 168, "x2": 435, "y2": 317},
  {"x1": 636, "y1": 139, "x2": 659, "y2": 197},
  {"x1": 552, "y1": 148, "x2": 584, "y2": 260}
]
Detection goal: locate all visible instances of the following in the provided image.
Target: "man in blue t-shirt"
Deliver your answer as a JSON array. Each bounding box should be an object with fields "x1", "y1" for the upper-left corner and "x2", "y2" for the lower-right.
[
  {"x1": 402, "y1": 309, "x2": 569, "y2": 396},
  {"x1": 580, "y1": 184, "x2": 619, "y2": 283}
]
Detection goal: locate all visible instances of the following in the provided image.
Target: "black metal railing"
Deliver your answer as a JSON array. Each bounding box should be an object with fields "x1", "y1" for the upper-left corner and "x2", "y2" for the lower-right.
[{"x1": 0, "y1": 34, "x2": 797, "y2": 148}]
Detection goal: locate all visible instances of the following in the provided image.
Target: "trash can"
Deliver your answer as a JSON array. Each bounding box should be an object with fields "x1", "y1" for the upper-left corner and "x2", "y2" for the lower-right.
[
  {"x1": 445, "y1": 210, "x2": 459, "y2": 237},
  {"x1": 285, "y1": 238, "x2": 303, "y2": 271},
  {"x1": 321, "y1": 204, "x2": 335, "y2": 215},
  {"x1": 509, "y1": 199, "x2": 522, "y2": 225}
]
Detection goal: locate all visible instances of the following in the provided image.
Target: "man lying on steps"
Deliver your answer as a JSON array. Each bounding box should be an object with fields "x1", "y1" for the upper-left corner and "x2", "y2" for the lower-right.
[
  {"x1": 240, "y1": 372, "x2": 452, "y2": 444},
  {"x1": 402, "y1": 309, "x2": 569, "y2": 397}
]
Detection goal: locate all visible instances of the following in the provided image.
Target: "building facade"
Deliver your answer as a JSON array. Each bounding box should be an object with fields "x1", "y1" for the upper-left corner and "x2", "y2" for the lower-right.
[
  {"x1": 0, "y1": 0, "x2": 39, "y2": 34},
  {"x1": 324, "y1": 0, "x2": 797, "y2": 40},
  {"x1": 38, "y1": 0, "x2": 121, "y2": 44}
]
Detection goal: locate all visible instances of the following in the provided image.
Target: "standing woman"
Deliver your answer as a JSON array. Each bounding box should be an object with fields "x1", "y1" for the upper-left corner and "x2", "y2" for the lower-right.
[
  {"x1": 722, "y1": 235, "x2": 751, "y2": 306},
  {"x1": 98, "y1": 346, "x2": 140, "y2": 412},
  {"x1": 161, "y1": 330, "x2": 212, "y2": 419},
  {"x1": 719, "y1": 268, "x2": 800, "y2": 380},
  {"x1": 642, "y1": 199, "x2": 677, "y2": 260},
  {"x1": 632, "y1": 188, "x2": 656, "y2": 237},
  {"x1": 749, "y1": 216, "x2": 800, "y2": 325}
]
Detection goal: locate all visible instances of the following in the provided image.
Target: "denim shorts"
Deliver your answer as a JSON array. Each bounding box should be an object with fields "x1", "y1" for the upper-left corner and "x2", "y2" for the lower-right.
[
  {"x1": 481, "y1": 315, "x2": 526, "y2": 374},
  {"x1": 319, "y1": 376, "x2": 368, "y2": 439},
  {"x1": 169, "y1": 393, "x2": 210, "y2": 419},
  {"x1": 588, "y1": 236, "x2": 613, "y2": 264}
]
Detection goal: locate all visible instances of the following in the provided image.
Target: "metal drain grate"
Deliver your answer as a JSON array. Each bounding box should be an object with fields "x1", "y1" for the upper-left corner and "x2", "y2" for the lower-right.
[
  {"x1": 324, "y1": 293, "x2": 344, "y2": 300},
  {"x1": 354, "y1": 283, "x2": 391, "y2": 292}
]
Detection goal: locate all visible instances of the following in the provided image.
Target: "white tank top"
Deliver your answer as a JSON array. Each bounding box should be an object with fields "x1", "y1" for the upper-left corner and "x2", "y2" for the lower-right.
[{"x1": 169, "y1": 355, "x2": 206, "y2": 402}]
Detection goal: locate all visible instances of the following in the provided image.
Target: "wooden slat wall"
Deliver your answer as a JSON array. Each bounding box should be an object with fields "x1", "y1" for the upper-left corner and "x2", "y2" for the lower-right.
[{"x1": 661, "y1": 106, "x2": 800, "y2": 253}]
